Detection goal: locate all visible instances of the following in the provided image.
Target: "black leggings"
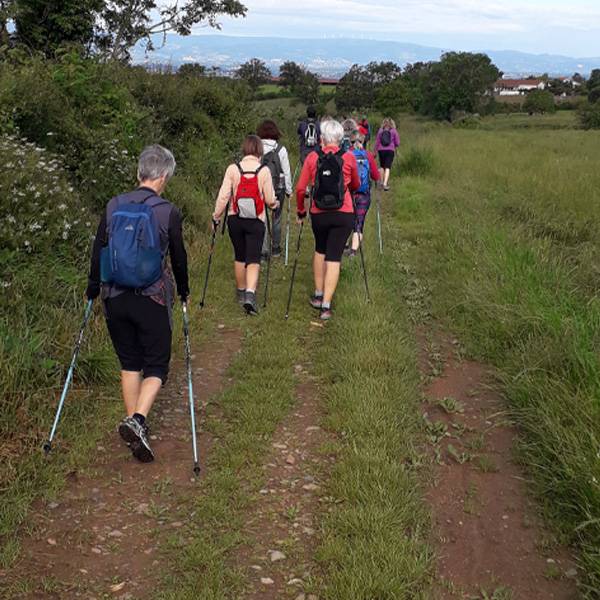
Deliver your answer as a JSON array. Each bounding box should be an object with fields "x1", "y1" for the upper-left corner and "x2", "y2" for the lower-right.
[
  {"x1": 311, "y1": 212, "x2": 355, "y2": 262},
  {"x1": 228, "y1": 215, "x2": 266, "y2": 265},
  {"x1": 105, "y1": 292, "x2": 172, "y2": 384}
]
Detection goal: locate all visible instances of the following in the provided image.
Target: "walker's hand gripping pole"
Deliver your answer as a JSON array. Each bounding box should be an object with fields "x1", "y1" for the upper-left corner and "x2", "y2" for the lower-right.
[{"x1": 43, "y1": 299, "x2": 94, "y2": 455}]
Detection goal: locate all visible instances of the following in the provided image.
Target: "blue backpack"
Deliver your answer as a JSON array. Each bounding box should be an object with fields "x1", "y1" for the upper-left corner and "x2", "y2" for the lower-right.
[
  {"x1": 100, "y1": 194, "x2": 167, "y2": 289},
  {"x1": 353, "y1": 148, "x2": 371, "y2": 194}
]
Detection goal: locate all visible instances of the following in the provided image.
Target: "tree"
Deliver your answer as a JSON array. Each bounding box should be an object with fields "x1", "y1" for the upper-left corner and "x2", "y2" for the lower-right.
[
  {"x1": 13, "y1": 0, "x2": 103, "y2": 57},
  {"x1": 178, "y1": 63, "x2": 206, "y2": 78},
  {"x1": 335, "y1": 61, "x2": 402, "y2": 112},
  {"x1": 579, "y1": 101, "x2": 600, "y2": 129},
  {"x1": 236, "y1": 58, "x2": 271, "y2": 90},
  {"x1": 0, "y1": 0, "x2": 13, "y2": 46},
  {"x1": 279, "y1": 61, "x2": 304, "y2": 89},
  {"x1": 375, "y1": 78, "x2": 413, "y2": 115},
  {"x1": 420, "y1": 52, "x2": 501, "y2": 120},
  {"x1": 292, "y1": 70, "x2": 320, "y2": 105},
  {"x1": 523, "y1": 89, "x2": 556, "y2": 114},
  {"x1": 588, "y1": 68, "x2": 600, "y2": 90},
  {"x1": 98, "y1": 0, "x2": 247, "y2": 61},
  {"x1": 366, "y1": 61, "x2": 402, "y2": 86}
]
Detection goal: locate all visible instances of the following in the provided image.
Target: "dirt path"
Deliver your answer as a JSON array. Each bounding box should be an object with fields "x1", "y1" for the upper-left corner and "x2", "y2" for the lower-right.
[
  {"x1": 419, "y1": 330, "x2": 579, "y2": 599},
  {"x1": 3, "y1": 326, "x2": 241, "y2": 600},
  {"x1": 232, "y1": 360, "x2": 331, "y2": 600}
]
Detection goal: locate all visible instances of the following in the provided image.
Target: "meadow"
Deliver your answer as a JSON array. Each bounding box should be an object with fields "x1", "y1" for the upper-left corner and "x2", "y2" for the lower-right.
[{"x1": 395, "y1": 112, "x2": 600, "y2": 595}]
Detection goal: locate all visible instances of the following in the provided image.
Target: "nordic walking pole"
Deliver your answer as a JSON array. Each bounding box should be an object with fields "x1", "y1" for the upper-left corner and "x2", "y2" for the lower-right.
[
  {"x1": 263, "y1": 206, "x2": 273, "y2": 308},
  {"x1": 199, "y1": 222, "x2": 218, "y2": 309},
  {"x1": 285, "y1": 219, "x2": 305, "y2": 320},
  {"x1": 376, "y1": 193, "x2": 383, "y2": 255},
  {"x1": 43, "y1": 299, "x2": 94, "y2": 455},
  {"x1": 285, "y1": 163, "x2": 300, "y2": 266},
  {"x1": 352, "y1": 197, "x2": 371, "y2": 303},
  {"x1": 182, "y1": 301, "x2": 201, "y2": 476}
]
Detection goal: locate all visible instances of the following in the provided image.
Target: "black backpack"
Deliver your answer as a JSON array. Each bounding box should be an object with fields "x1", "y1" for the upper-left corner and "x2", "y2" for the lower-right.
[
  {"x1": 313, "y1": 149, "x2": 345, "y2": 210},
  {"x1": 380, "y1": 129, "x2": 392, "y2": 146},
  {"x1": 262, "y1": 144, "x2": 285, "y2": 198}
]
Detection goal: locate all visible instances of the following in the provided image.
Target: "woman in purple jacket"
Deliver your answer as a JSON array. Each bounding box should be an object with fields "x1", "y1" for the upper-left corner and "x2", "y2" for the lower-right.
[{"x1": 373, "y1": 117, "x2": 400, "y2": 191}]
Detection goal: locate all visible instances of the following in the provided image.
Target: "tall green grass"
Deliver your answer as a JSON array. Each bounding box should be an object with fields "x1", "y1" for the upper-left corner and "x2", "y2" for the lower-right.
[{"x1": 392, "y1": 115, "x2": 600, "y2": 596}]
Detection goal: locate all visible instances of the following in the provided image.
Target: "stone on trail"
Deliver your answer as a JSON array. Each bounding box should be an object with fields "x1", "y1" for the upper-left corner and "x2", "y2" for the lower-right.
[
  {"x1": 286, "y1": 454, "x2": 296, "y2": 465},
  {"x1": 260, "y1": 577, "x2": 274, "y2": 585},
  {"x1": 91, "y1": 547, "x2": 102, "y2": 554},
  {"x1": 302, "y1": 483, "x2": 319, "y2": 491},
  {"x1": 110, "y1": 582, "x2": 126, "y2": 593},
  {"x1": 108, "y1": 529, "x2": 123, "y2": 538},
  {"x1": 46, "y1": 538, "x2": 57, "y2": 546},
  {"x1": 269, "y1": 550, "x2": 286, "y2": 562}
]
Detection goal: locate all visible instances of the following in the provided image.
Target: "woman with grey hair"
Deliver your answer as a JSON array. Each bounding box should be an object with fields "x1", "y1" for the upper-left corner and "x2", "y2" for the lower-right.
[
  {"x1": 296, "y1": 119, "x2": 360, "y2": 320},
  {"x1": 86, "y1": 144, "x2": 190, "y2": 464}
]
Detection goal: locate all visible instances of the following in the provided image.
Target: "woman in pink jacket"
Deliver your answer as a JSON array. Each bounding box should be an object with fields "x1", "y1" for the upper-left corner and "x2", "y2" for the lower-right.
[{"x1": 373, "y1": 117, "x2": 400, "y2": 192}]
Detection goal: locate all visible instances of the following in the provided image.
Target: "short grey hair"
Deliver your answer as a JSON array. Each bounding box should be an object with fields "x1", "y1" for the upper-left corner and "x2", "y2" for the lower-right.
[
  {"x1": 320, "y1": 119, "x2": 344, "y2": 145},
  {"x1": 137, "y1": 144, "x2": 176, "y2": 182}
]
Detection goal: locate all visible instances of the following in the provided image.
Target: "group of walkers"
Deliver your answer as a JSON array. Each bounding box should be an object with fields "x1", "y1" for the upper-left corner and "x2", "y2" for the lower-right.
[{"x1": 82, "y1": 108, "x2": 400, "y2": 464}]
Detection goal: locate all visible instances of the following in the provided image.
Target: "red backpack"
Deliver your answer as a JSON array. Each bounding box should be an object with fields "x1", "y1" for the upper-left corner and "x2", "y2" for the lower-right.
[{"x1": 233, "y1": 165, "x2": 266, "y2": 219}]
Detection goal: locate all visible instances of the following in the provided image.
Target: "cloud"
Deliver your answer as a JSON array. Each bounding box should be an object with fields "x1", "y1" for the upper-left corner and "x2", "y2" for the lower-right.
[{"x1": 208, "y1": 0, "x2": 600, "y2": 36}]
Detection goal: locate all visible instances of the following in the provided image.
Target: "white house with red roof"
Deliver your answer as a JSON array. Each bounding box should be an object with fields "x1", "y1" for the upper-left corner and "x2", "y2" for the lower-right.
[{"x1": 494, "y1": 78, "x2": 546, "y2": 96}]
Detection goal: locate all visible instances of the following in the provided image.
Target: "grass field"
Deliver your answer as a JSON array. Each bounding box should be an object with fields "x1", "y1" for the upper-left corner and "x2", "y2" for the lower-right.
[{"x1": 393, "y1": 112, "x2": 600, "y2": 596}]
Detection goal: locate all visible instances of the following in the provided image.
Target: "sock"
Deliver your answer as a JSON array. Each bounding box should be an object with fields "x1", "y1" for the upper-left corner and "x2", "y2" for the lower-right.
[
  {"x1": 246, "y1": 288, "x2": 256, "y2": 295},
  {"x1": 315, "y1": 290, "x2": 324, "y2": 298},
  {"x1": 133, "y1": 413, "x2": 146, "y2": 426},
  {"x1": 322, "y1": 302, "x2": 331, "y2": 310},
  {"x1": 237, "y1": 288, "x2": 245, "y2": 293}
]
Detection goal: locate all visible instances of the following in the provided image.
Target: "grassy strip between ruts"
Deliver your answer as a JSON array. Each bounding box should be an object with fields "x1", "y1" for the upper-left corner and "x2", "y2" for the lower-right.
[
  {"x1": 313, "y1": 190, "x2": 432, "y2": 598},
  {"x1": 153, "y1": 188, "x2": 433, "y2": 598},
  {"x1": 391, "y1": 117, "x2": 600, "y2": 597}
]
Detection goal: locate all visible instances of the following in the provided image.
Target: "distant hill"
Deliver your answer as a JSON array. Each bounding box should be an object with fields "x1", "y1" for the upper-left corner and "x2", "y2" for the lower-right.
[{"x1": 132, "y1": 34, "x2": 600, "y2": 77}]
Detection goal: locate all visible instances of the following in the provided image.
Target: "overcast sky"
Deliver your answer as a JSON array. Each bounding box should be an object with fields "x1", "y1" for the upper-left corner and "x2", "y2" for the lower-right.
[{"x1": 196, "y1": 0, "x2": 600, "y2": 57}]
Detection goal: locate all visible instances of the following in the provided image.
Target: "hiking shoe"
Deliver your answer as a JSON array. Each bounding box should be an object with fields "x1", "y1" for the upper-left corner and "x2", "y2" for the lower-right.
[
  {"x1": 236, "y1": 289, "x2": 246, "y2": 305},
  {"x1": 343, "y1": 246, "x2": 352, "y2": 257},
  {"x1": 118, "y1": 417, "x2": 155, "y2": 463},
  {"x1": 320, "y1": 308, "x2": 333, "y2": 321},
  {"x1": 309, "y1": 294, "x2": 324, "y2": 310},
  {"x1": 383, "y1": 185, "x2": 390, "y2": 192},
  {"x1": 244, "y1": 291, "x2": 259, "y2": 316}
]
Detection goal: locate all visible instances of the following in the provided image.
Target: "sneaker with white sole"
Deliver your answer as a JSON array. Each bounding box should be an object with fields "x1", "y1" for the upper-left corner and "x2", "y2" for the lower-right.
[
  {"x1": 309, "y1": 294, "x2": 323, "y2": 309},
  {"x1": 118, "y1": 417, "x2": 154, "y2": 463},
  {"x1": 244, "y1": 290, "x2": 259, "y2": 315}
]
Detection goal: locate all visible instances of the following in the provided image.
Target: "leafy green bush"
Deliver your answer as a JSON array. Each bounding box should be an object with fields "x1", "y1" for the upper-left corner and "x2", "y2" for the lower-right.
[
  {"x1": 399, "y1": 146, "x2": 435, "y2": 177},
  {"x1": 523, "y1": 89, "x2": 557, "y2": 115},
  {"x1": 578, "y1": 101, "x2": 600, "y2": 130}
]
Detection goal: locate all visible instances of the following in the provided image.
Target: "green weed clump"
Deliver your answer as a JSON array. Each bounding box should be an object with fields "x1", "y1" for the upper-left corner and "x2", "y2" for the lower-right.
[{"x1": 399, "y1": 146, "x2": 435, "y2": 177}]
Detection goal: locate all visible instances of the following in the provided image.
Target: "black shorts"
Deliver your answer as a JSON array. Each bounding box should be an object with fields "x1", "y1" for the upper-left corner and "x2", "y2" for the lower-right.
[
  {"x1": 105, "y1": 292, "x2": 172, "y2": 384},
  {"x1": 378, "y1": 150, "x2": 395, "y2": 169},
  {"x1": 227, "y1": 215, "x2": 266, "y2": 265},
  {"x1": 311, "y1": 212, "x2": 355, "y2": 262}
]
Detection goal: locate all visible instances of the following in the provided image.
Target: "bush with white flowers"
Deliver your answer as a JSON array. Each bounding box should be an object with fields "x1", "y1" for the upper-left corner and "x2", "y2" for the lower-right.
[{"x1": 0, "y1": 135, "x2": 92, "y2": 257}]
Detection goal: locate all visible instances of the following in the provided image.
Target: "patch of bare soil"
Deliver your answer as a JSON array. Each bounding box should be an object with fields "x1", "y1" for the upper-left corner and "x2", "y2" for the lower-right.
[
  {"x1": 232, "y1": 362, "x2": 331, "y2": 600},
  {"x1": 419, "y1": 329, "x2": 578, "y2": 599},
  {"x1": 3, "y1": 326, "x2": 241, "y2": 600}
]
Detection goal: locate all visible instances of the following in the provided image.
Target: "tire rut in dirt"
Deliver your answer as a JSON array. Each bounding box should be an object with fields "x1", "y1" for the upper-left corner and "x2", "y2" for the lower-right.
[
  {"x1": 4, "y1": 327, "x2": 241, "y2": 600},
  {"x1": 232, "y1": 362, "x2": 331, "y2": 600},
  {"x1": 419, "y1": 328, "x2": 578, "y2": 599}
]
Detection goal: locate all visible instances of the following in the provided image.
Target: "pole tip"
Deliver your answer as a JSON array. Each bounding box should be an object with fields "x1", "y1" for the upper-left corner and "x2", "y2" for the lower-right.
[
  {"x1": 193, "y1": 464, "x2": 201, "y2": 476},
  {"x1": 43, "y1": 442, "x2": 52, "y2": 455}
]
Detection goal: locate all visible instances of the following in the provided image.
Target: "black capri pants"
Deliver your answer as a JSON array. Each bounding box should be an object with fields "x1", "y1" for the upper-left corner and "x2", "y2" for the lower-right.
[
  {"x1": 311, "y1": 212, "x2": 355, "y2": 262},
  {"x1": 105, "y1": 292, "x2": 172, "y2": 384},
  {"x1": 228, "y1": 215, "x2": 266, "y2": 265},
  {"x1": 378, "y1": 150, "x2": 395, "y2": 169}
]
